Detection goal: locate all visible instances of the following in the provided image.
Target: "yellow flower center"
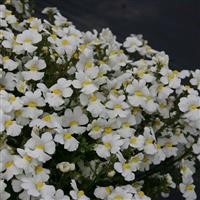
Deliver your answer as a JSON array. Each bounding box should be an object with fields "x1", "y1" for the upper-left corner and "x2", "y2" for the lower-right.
[
  {"x1": 122, "y1": 122, "x2": 130, "y2": 128},
  {"x1": 130, "y1": 136, "x2": 137, "y2": 144},
  {"x1": 189, "y1": 104, "x2": 199, "y2": 110},
  {"x1": 27, "y1": 101, "x2": 37, "y2": 107},
  {"x1": 64, "y1": 133, "x2": 72, "y2": 139},
  {"x1": 137, "y1": 69, "x2": 146, "y2": 77},
  {"x1": 30, "y1": 64, "x2": 38, "y2": 71},
  {"x1": 52, "y1": 88, "x2": 62, "y2": 95},
  {"x1": 157, "y1": 84, "x2": 164, "y2": 92},
  {"x1": 24, "y1": 37, "x2": 32, "y2": 43},
  {"x1": 23, "y1": 155, "x2": 32, "y2": 162},
  {"x1": 114, "y1": 195, "x2": 123, "y2": 200},
  {"x1": 156, "y1": 143, "x2": 161, "y2": 149},
  {"x1": 82, "y1": 80, "x2": 92, "y2": 86},
  {"x1": 42, "y1": 114, "x2": 52, "y2": 122},
  {"x1": 165, "y1": 143, "x2": 173, "y2": 148},
  {"x1": 145, "y1": 138, "x2": 153, "y2": 144},
  {"x1": 114, "y1": 104, "x2": 122, "y2": 109},
  {"x1": 105, "y1": 186, "x2": 111, "y2": 193},
  {"x1": 135, "y1": 90, "x2": 143, "y2": 96},
  {"x1": 69, "y1": 120, "x2": 78, "y2": 126},
  {"x1": 4, "y1": 119, "x2": 13, "y2": 127},
  {"x1": 138, "y1": 191, "x2": 145, "y2": 197},
  {"x1": 186, "y1": 184, "x2": 193, "y2": 191},
  {"x1": 168, "y1": 70, "x2": 178, "y2": 80},
  {"x1": 130, "y1": 155, "x2": 140, "y2": 163},
  {"x1": 35, "y1": 144, "x2": 44, "y2": 150},
  {"x1": 103, "y1": 142, "x2": 112, "y2": 149},
  {"x1": 51, "y1": 34, "x2": 57, "y2": 39},
  {"x1": 92, "y1": 126, "x2": 100, "y2": 132},
  {"x1": 9, "y1": 95, "x2": 16, "y2": 102},
  {"x1": 3, "y1": 56, "x2": 9, "y2": 61},
  {"x1": 35, "y1": 182, "x2": 44, "y2": 190},
  {"x1": 146, "y1": 95, "x2": 152, "y2": 100},
  {"x1": 77, "y1": 190, "x2": 84, "y2": 197},
  {"x1": 160, "y1": 102, "x2": 167, "y2": 108},
  {"x1": 5, "y1": 161, "x2": 13, "y2": 168},
  {"x1": 104, "y1": 127, "x2": 112, "y2": 134},
  {"x1": 61, "y1": 39, "x2": 69, "y2": 46},
  {"x1": 35, "y1": 165, "x2": 43, "y2": 173},
  {"x1": 89, "y1": 95, "x2": 97, "y2": 102},
  {"x1": 84, "y1": 62, "x2": 93, "y2": 69},
  {"x1": 122, "y1": 163, "x2": 131, "y2": 169}
]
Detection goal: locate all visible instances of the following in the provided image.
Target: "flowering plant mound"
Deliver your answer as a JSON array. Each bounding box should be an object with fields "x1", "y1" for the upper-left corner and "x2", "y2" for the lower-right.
[{"x1": 0, "y1": 1, "x2": 200, "y2": 200}]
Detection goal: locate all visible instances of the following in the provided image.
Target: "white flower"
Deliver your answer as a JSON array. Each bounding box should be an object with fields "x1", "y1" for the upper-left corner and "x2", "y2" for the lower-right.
[
  {"x1": 21, "y1": 175, "x2": 55, "y2": 198},
  {"x1": 0, "y1": 56, "x2": 18, "y2": 71},
  {"x1": 129, "y1": 153, "x2": 144, "y2": 172},
  {"x1": 46, "y1": 78, "x2": 73, "y2": 107},
  {"x1": 179, "y1": 177, "x2": 197, "y2": 200},
  {"x1": 70, "y1": 180, "x2": 90, "y2": 200},
  {"x1": 80, "y1": 92, "x2": 105, "y2": 117},
  {"x1": 0, "y1": 71, "x2": 16, "y2": 91},
  {"x1": 190, "y1": 69, "x2": 200, "y2": 90},
  {"x1": 73, "y1": 71, "x2": 98, "y2": 94},
  {"x1": 0, "y1": 114, "x2": 22, "y2": 136},
  {"x1": 30, "y1": 113, "x2": 61, "y2": 129},
  {"x1": 22, "y1": 56, "x2": 46, "y2": 81},
  {"x1": 178, "y1": 94, "x2": 200, "y2": 121},
  {"x1": 192, "y1": 138, "x2": 200, "y2": 161},
  {"x1": 107, "y1": 186, "x2": 133, "y2": 200},
  {"x1": 95, "y1": 134, "x2": 124, "y2": 159},
  {"x1": 53, "y1": 189, "x2": 70, "y2": 200},
  {"x1": 180, "y1": 159, "x2": 195, "y2": 180},
  {"x1": 2, "y1": 31, "x2": 23, "y2": 54},
  {"x1": 55, "y1": 35, "x2": 80, "y2": 58},
  {"x1": 129, "y1": 135, "x2": 144, "y2": 150},
  {"x1": 0, "y1": 149, "x2": 22, "y2": 180},
  {"x1": 143, "y1": 127, "x2": 157, "y2": 155},
  {"x1": 0, "y1": 180, "x2": 10, "y2": 200},
  {"x1": 152, "y1": 51, "x2": 169, "y2": 67},
  {"x1": 159, "y1": 138, "x2": 178, "y2": 158},
  {"x1": 14, "y1": 148, "x2": 37, "y2": 173},
  {"x1": 106, "y1": 95, "x2": 130, "y2": 118},
  {"x1": 134, "y1": 191, "x2": 151, "y2": 200},
  {"x1": 123, "y1": 35, "x2": 142, "y2": 53},
  {"x1": 94, "y1": 186, "x2": 113, "y2": 199},
  {"x1": 126, "y1": 79, "x2": 148, "y2": 107},
  {"x1": 152, "y1": 143, "x2": 166, "y2": 165},
  {"x1": 16, "y1": 29, "x2": 42, "y2": 53},
  {"x1": 54, "y1": 129, "x2": 79, "y2": 151},
  {"x1": 150, "y1": 83, "x2": 173, "y2": 100},
  {"x1": 114, "y1": 160, "x2": 135, "y2": 181},
  {"x1": 25, "y1": 132, "x2": 55, "y2": 162},
  {"x1": 160, "y1": 68, "x2": 181, "y2": 89},
  {"x1": 21, "y1": 89, "x2": 45, "y2": 119},
  {"x1": 62, "y1": 106, "x2": 88, "y2": 134},
  {"x1": 87, "y1": 119, "x2": 104, "y2": 139},
  {"x1": 117, "y1": 114, "x2": 136, "y2": 138}
]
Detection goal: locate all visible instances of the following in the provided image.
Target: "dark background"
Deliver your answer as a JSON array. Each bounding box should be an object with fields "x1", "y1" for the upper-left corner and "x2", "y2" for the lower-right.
[
  {"x1": 34, "y1": 0, "x2": 200, "y2": 70},
  {"x1": 34, "y1": 0, "x2": 199, "y2": 199}
]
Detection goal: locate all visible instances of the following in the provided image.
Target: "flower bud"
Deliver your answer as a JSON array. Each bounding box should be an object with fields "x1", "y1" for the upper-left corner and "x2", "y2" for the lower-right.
[
  {"x1": 107, "y1": 170, "x2": 115, "y2": 177},
  {"x1": 56, "y1": 162, "x2": 75, "y2": 173}
]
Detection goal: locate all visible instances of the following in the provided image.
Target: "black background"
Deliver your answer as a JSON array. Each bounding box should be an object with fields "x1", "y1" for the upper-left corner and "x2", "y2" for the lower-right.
[{"x1": 34, "y1": 0, "x2": 199, "y2": 199}]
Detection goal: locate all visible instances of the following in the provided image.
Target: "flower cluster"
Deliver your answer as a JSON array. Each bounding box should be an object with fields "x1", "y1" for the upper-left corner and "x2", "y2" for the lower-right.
[{"x1": 0, "y1": 1, "x2": 200, "y2": 200}]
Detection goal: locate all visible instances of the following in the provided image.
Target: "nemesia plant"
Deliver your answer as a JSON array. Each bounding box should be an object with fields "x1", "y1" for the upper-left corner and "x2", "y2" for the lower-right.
[{"x1": 0, "y1": 1, "x2": 200, "y2": 200}]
